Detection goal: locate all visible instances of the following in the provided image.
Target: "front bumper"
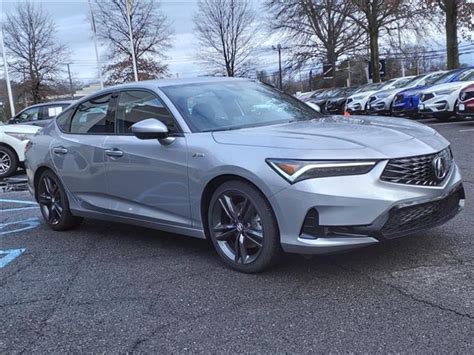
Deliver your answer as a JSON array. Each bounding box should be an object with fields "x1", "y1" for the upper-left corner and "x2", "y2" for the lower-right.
[
  {"x1": 392, "y1": 95, "x2": 420, "y2": 116},
  {"x1": 367, "y1": 97, "x2": 393, "y2": 114},
  {"x1": 346, "y1": 99, "x2": 367, "y2": 114},
  {"x1": 269, "y1": 161, "x2": 464, "y2": 255},
  {"x1": 418, "y1": 93, "x2": 457, "y2": 115},
  {"x1": 456, "y1": 100, "x2": 474, "y2": 118}
]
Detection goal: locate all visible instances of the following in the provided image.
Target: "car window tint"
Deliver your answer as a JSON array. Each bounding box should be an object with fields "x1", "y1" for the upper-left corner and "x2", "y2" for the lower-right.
[
  {"x1": 116, "y1": 90, "x2": 178, "y2": 134},
  {"x1": 56, "y1": 109, "x2": 74, "y2": 132},
  {"x1": 70, "y1": 94, "x2": 114, "y2": 134}
]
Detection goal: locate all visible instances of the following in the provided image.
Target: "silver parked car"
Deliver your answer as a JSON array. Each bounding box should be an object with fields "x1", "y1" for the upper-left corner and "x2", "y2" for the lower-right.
[{"x1": 25, "y1": 77, "x2": 465, "y2": 272}]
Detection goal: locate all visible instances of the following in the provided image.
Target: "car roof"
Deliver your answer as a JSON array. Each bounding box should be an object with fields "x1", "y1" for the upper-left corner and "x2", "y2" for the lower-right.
[{"x1": 21, "y1": 100, "x2": 75, "y2": 109}]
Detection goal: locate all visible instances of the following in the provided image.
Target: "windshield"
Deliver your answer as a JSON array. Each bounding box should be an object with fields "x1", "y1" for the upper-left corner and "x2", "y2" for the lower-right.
[
  {"x1": 432, "y1": 69, "x2": 462, "y2": 85},
  {"x1": 391, "y1": 77, "x2": 416, "y2": 89},
  {"x1": 162, "y1": 81, "x2": 322, "y2": 132},
  {"x1": 457, "y1": 69, "x2": 474, "y2": 81},
  {"x1": 422, "y1": 72, "x2": 446, "y2": 86}
]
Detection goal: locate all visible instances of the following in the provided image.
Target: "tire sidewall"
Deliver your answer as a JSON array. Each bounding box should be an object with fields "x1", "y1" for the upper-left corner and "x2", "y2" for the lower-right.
[
  {"x1": 0, "y1": 146, "x2": 19, "y2": 178},
  {"x1": 38, "y1": 170, "x2": 76, "y2": 231},
  {"x1": 207, "y1": 180, "x2": 280, "y2": 273}
]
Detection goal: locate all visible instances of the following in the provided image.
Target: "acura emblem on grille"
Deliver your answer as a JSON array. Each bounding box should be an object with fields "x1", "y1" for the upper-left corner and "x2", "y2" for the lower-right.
[
  {"x1": 460, "y1": 92, "x2": 467, "y2": 101},
  {"x1": 433, "y1": 156, "x2": 447, "y2": 180}
]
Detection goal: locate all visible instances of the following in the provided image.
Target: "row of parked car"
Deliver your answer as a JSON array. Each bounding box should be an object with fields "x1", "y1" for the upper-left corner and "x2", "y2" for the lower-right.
[{"x1": 297, "y1": 67, "x2": 474, "y2": 121}]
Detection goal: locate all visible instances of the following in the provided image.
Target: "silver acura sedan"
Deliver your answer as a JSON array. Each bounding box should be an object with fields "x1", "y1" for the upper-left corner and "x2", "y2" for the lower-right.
[{"x1": 25, "y1": 77, "x2": 465, "y2": 272}]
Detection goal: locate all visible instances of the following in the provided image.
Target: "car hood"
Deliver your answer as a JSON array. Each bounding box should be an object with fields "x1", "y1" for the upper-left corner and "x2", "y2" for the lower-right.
[
  {"x1": 212, "y1": 116, "x2": 447, "y2": 158},
  {"x1": 421, "y1": 81, "x2": 471, "y2": 94},
  {"x1": 0, "y1": 124, "x2": 41, "y2": 134},
  {"x1": 348, "y1": 90, "x2": 377, "y2": 100},
  {"x1": 397, "y1": 85, "x2": 431, "y2": 96}
]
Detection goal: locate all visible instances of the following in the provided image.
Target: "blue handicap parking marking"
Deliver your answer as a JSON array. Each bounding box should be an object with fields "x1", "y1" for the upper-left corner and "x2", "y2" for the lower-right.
[
  {"x1": 0, "y1": 248, "x2": 26, "y2": 268},
  {"x1": 0, "y1": 218, "x2": 41, "y2": 236},
  {"x1": 0, "y1": 198, "x2": 37, "y2": 205}
]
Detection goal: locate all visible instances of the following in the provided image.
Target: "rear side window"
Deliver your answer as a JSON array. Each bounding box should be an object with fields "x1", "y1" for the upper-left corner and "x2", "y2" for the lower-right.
[
  {"x1": 41, "y1": 105, "x2": 65, "y2": 119},
  {"x1": 70, "y1": 94, "x2": 114, "y2": 134},
  {"x1": 56, "y1": 109, "x2": 74, "y2": 132},
  {"x1": 116, "y1": 90, "x2": 178, "y2": 134}
]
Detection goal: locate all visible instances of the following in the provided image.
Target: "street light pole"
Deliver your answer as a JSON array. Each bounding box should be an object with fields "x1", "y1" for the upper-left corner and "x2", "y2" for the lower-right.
[
  {"x1": 0, "y1": 27, "x2": 15, "y2": 117},
  {"x1": 88, "y1": 0, "x2": 104, "y2": 89},
  {"x1": 273, "y1": 44, "x2": 283, "y2": 90},
  {"x1": 66, "y1": 63, "x2": 74, "y2": 99},
  {"x1": 126, "y1": 0, "x2": 139, "y2": 82}
]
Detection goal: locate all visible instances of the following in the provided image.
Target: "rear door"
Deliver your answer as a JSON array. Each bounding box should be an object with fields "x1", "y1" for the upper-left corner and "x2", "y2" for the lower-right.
[{"x1": 51, "y1": 93, "x2": 115, "y2": 210}]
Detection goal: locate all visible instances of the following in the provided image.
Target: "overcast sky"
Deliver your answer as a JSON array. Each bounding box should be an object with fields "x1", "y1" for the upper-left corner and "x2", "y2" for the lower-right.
[{"x1": 1, "y1": 0, "x2": 473, "y2": 85}]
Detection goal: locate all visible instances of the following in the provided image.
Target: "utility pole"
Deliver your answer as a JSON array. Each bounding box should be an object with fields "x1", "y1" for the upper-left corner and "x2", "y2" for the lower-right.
[
  {"x1": 88, "y1": 0, "x2": 104, "y2": 89},
  {"x1": 347, "y1": 60, "x2": 351, "y2": 87},
  {"x1": 66, "y1": 63, "x2": 74, "y2": 99},
  {"x1": 0, "y1": 27, "x2": 15, "y2": 116},
  {"x1": 126, "y1": 0, "x2": 139, "y2": 82},
  {"x1": 273, "y1": 44, "x2": 282, "y2": 90}
]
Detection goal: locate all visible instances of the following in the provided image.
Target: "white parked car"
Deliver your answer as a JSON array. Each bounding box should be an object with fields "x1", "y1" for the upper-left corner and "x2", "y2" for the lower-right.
[
  {"x1": 346, "y1": 77, "x2": 409, "y2": 114},
  {"x1": 418, "y1": 69, "x2": 474, "y2": 120},
  {"x1": 366, "y1": 71, "x2": 446, "y2": 116},
  {"x1": 0, "y1": 123, "x2": 41, "y2": 178}
]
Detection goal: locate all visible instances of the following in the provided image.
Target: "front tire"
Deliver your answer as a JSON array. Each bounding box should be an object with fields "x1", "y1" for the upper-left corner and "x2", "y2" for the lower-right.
[
  {"x1": 37, "y1": 170, "x2": 83, "y2": 231},
  {"x1": 0, "y1": 146, "x2": 19, "y2": 178},
  {"x1": 208, "y1": 180, "x2": 281, "y2": 273}
]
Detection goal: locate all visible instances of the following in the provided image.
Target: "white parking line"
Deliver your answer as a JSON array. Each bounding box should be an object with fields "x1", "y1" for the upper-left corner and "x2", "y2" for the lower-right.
[{"x1": 459, "y1": 128, "x2": 474, "y2": 132}]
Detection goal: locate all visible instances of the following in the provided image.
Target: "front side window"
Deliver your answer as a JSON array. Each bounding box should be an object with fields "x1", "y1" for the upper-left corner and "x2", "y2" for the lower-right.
[
  {"x1": 16, "y1": 107, "x2": 40, "y2": 122},
  {"x1": 116, "y1": 90, "x2": 179, "y2": 134},
  {"x1": 70, "y1": 94, "x2": 114, "y2": 134},
  {"x1": 162, "y1": 81, "x2": 322, "y2": 132}
]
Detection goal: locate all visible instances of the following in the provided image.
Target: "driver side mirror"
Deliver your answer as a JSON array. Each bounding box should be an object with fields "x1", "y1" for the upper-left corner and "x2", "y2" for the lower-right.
[{"x1": 131, "y1": 118, "x2": 172, "y2": 143}]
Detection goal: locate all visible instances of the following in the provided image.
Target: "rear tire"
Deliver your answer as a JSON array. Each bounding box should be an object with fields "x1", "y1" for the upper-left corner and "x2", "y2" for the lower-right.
[
  {"x1": 37, "y1": 170, "x2": 83, "y2": 231},
  {"x1": 0, "y1": 146, "x2": 19, "y2": 178},
  {"x1": 207, "y1": 180, "x2": 281, "y2": 273}
]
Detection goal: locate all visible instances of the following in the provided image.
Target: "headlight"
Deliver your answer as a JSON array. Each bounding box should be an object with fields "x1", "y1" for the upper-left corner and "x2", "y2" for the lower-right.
[
  {"x1": 4, "y1": 132, "x2": 35, "y2": 141},
  {"x1": 376, "y1": 92, "x2": 391, "y2": 99},
  {"x1": 350, "y1": 94, "x2": 367, "y2": 100},
  {"x1": 266, "y1": 159, "x2": 378, "y2": 183}
]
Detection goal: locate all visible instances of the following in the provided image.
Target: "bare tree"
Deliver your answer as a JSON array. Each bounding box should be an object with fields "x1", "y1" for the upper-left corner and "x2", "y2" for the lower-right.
[
  {"x1": 194, "y1": 0, "x2": 257, "y2": 77},
  {"x1": 429, "y1": 0, "x2": 474, "y2": 69},
  {"x1": 93, "y1": 0, "x2": 172, "y2": 84},
  {"x1": 266, "y1": 0, "x2": 365, "y2": 86},
  {"x1": 3, "y1": 1, "x2": 69, "y2": 104},
  {"x1": 345, "y1": 0, "x2": 426, "y2": 83}
]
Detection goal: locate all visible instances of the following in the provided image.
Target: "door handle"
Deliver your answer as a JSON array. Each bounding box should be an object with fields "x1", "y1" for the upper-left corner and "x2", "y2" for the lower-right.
[
  {"x1": 105, "y1": 148, "x2": 124, "y2": 158},
  {"x1": 52, "y1": 146, "x2": 68, "y2": 155}
]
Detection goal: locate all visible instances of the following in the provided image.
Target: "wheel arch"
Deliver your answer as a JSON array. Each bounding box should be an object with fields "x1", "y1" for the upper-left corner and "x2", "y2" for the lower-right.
[
  {"x1": 0, "y1": 142, "x2": 19, "y2": 163},
  {"x1": 33, "y1": 165, "x2": 54, "y2": 200},
  {"x1": 200, "y1": 173, "x2": 280, "y2": 240}
]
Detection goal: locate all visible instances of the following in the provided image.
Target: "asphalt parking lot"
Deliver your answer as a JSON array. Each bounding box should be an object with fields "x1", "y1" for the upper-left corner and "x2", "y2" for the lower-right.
[{"x1": 1, "y1": 117, "x2": 473, "y2": 353}]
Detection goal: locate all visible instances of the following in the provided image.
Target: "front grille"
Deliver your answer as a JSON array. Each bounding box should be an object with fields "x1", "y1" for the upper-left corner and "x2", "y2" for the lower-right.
[
  {"x1": 381, "y1": 187, "x2": 464, "y2": 239},
  {"x1": 381, "y1": 148, "x2": 453, "y2": 186},
  {"x1": 421, "y1": 93, "x2": 434, "y2": 102}
]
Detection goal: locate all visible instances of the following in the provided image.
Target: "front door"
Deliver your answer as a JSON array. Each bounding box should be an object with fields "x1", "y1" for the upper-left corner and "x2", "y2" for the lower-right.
[{"x1": 103, "y1": 90, "x2": 191, "y2": 227}]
